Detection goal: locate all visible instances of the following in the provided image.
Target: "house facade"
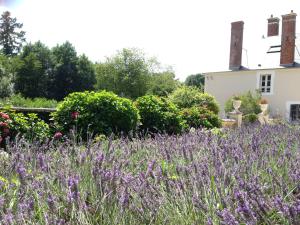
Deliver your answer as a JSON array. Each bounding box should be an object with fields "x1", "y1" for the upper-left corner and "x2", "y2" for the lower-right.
[{"x1": 204, "y1": 11, "x2": 300, "y2": 121}]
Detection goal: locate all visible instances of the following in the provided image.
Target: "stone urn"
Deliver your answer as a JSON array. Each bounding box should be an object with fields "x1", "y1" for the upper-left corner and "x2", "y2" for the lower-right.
[
  {"x1": 233, "y1": 100, "x2": 242, "y2": 113},
  {"x1": 260, "y1": 103, "x2": 268, "y2": 115}
]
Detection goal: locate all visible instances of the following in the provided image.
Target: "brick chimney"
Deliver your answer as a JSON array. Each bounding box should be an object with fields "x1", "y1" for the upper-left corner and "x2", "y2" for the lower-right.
[
  {"x1": 229, "y1": 21, "x2": 244, "y2": 70},
  {"x1": 280, "y1": 10, "x2": 297, "y2": 66},
  {"x1": 267, "y1": 15, "x2": 279, "y2": 37}
]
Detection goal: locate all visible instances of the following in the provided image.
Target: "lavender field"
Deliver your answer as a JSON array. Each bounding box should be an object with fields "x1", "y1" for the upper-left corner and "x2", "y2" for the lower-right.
[{"x1": 0, "y1": 124, "x2": 300, "y2": 224}]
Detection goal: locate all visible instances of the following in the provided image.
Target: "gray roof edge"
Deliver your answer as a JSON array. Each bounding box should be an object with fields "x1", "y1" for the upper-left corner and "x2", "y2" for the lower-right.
[{"x1": 203, "y1": 65, "x2": 300, "y2": 75}]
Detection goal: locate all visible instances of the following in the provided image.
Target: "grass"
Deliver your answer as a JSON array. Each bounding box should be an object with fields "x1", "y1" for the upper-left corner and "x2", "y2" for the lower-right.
[{"x1": 0, "y1": 94, "x2": 58, "y2": 108}]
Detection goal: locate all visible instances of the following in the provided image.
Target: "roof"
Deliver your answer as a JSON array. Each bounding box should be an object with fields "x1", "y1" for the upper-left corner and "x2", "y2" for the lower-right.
[
  {"x1": 204, "y1": 31, "x2": 300, "y2": 75},
  {"x1": 204, "y1": 65, "x2": 300, "y2": 75}
]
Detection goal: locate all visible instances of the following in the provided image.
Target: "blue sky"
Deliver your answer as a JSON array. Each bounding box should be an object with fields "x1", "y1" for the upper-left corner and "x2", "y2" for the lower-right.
[{"x1": 1, "y1": 0, "x2": 300, "y2": 80}]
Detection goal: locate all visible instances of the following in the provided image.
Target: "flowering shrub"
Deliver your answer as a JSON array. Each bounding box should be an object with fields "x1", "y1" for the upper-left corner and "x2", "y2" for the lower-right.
[
  {"x1": 52, "y1": 91, "x2": 140, "y2": 137},
  {"x1": 135, "y1": 95, "x2": 185, "y2": 134},
  {"x1": 0, "y1": 112, "x2": 11, "y2": 147},
  {"x1": 0, "y1": 109, "x2": 50, "y2": 147},
  {"x1": 0, "y1": 124, "x2": 299, "y2": 224},
  {"x1": 180, "y1": 106, "x2": 222, "y2": 129}
]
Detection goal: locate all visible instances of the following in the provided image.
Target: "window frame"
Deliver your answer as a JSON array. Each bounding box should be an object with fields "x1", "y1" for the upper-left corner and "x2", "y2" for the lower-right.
[
  {"x1": 256, "y1": 71, "x2": 275, "y2": 96},
  {"x1": 286, "y1": 101, "x2": 300, "y2": 121}
]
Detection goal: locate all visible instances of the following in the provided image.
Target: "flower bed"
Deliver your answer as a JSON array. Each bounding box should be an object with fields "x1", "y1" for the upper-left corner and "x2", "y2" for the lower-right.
[{"x1": 0, "y1": 124, "x2": 299, "y2": 224}]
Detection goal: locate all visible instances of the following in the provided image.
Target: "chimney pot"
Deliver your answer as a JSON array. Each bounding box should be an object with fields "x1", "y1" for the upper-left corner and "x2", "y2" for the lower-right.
[{"x1": 267, "y1": 15, "x2": 280, "y2": 37}]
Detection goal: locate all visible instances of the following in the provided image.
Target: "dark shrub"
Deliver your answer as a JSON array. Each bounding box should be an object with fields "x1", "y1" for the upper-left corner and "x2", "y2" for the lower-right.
[
  {"x1": 243, "y1": 113, "x2": 258, "y2": 124},
  {"x1": 181, "y1": 106, "x2": 222, "y2": 129},
  {"x1": 52, "y1": 91, "x2": 139, "y2": 137},
  {"x1": 135, "y1": 95, "x2": 184, "y2": 134}
]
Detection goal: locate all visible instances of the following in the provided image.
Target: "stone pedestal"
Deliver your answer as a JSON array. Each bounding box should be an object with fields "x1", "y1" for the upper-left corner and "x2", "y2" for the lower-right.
[
  {"x1": 228, "y1": 111, "x2": 243, "y2": 128},
  {"x1": 258, "y1": 104, "x2": 269, "y2": 125}
]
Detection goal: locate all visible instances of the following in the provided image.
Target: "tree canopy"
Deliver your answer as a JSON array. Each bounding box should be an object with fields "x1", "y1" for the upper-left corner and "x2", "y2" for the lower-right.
[
  {"x1": 184, "y1": 73, "x2": 205, "y2": 90},
  {"x1": 14, "y1": 41, "x2": 96, "y2": 100},
  {"x1": 0, "y1": 11, "x2": 26, "y2": 56},
  {"x1": 95, "y1": 48, "x2": 178, "y2": 99},
  {"x1": 15, "y1": 41, "x2": 52, "y2": 98}
]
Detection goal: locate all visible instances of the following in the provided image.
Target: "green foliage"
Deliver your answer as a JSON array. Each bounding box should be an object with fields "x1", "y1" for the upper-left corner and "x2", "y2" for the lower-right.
[
  {"x1": 15, "y1": 41, "x2": 52, "y2": 98},
  {"x1": 184, "y1": 73, "x2": 205, "y2": 90},
  {"x1": 95, "y1": 48, "x2": 152, "y2": 99},
  {"x1": 52, "y1": 91, "x2": 139, "y2": 137},
  {"x1": 224, "y1": 91, "x2": 261, "y2": 115},
  {"x1": 0, "y1": 54, "x2": 19, "y2": 98},
  {"x1": 147, "y1": 71, "x2": 179, "y2": 96},
  {"x1": 95, "y1": 48, "x2": 177, "y2": 99},
  {"x1": 14, "y1": 41, "x2": 96, "y2": 100},
  {"x1": 243, "y1": 113, "x2": 258, "y2": 124},
  {"x1": 180, "y1": 106, "x2": 222, "y2": 129},
  {"x1": 0, "y1": 74, "x2": 13, "y2": 98},
  {"x1": 50, "y1": 42, "x2": 96, "y2": 100},
  {"x1": 0, "y1": 11, "x2": 26, "y2": 56},
  {"x1": 76, "y1": 54, "x2": 96, "y2": 91},
  {"x1": 135, "y1": 95, "x2": 185, "y2": 134},
  {"x1": 0, "y1": 108, "x2": 50, "y2": 143},
  {"x1": 0, "y1": 94, "x2": 58, "y2": 108},
  {"x1": 169, "y1": 86, "x2": 219, "y2": 114}
]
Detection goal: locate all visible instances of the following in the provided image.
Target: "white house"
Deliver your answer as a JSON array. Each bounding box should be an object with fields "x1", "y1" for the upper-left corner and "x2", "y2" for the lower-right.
[{"x1": 204, "y1": 11, "x2": 300, "y2": 121}]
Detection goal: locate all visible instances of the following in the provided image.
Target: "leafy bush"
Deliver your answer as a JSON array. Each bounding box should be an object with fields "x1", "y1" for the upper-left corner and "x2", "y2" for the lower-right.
[
  {"x1": 0, "y1": 94, "x2": 58, "y2": 108},
  {"x1": 169, "y1": 86, "x2": 219, "y2": 114},
  {"x1": 243, "y1": 113, "x2": 258, "y2": 124},
  {"x1": 0, "y1": 108, "x2": 50, "y2": 147},
  {"x1": 180, "y1": 106, "x2": 222, "y2": 129},
  {"x1": 52, "y1": 91, "x2": 139, "y2": 137},
  {"x1": 225, "y1": 91, "x2": 261, "y2": 115},
  {"x1": 135, "y1": 95, "x2": 185, "y2": 134}
]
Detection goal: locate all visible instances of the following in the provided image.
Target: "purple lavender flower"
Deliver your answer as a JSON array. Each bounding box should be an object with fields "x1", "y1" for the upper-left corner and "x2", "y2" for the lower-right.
[{"x1": 221, "y1": 208, "x2": 238, "y2": 225}]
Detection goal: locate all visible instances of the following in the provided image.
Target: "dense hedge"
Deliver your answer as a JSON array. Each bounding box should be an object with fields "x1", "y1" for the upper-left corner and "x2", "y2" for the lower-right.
[
  {"x1": 180, "y1": 106, "x2": 222, "y2": 129},
  {"x1": 169, "y1": 86, "x2": 220, "y2": 114},
  {"x1": 135, "y1": 95, "x2": 185, "y2": 134},
  {"x1": 52, "y1": 91, "x2": 140, "y2": 137}
]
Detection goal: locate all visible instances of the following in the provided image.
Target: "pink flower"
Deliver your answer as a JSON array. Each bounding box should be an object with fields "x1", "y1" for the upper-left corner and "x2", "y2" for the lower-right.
[
  {"x1": 71, "y1": 111, "x2": 79, "y2": 120},
  {"x1": 0, "y1": 113, "x2": 9, "y2": 120},
  {"x1": 0, "y1": 122, "x2": 8, "y2": 127},
  {"x1": 54, "y1": 132, "x2": 63, "y2": 139}
]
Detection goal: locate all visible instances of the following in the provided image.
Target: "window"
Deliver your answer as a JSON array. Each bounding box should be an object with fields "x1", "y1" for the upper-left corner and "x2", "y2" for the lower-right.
[
  {"x1": 290, "y1": 104, "x2": 300, "y2": 121},
  {"x1": 256, "y1": 71, "x2": 275, "y2": 95},
  {"x1": 259, "y1": 74, "x2": 272, "y2": 93}
]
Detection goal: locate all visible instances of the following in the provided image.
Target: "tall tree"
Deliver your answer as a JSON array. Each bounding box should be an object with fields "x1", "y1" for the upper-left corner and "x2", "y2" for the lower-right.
[
  {"x1": 50, "y1": 41, "x2": 78, "y2": 100},
  {"x1": 50, "y1": 41, "x2": 96, "y2": 100},
  {"x1": 185, "y1": 73, "x2": 205, "y2": 90},
  {"x1": 15, "y1": 41, "x2": 52, "y2": 98},
  {"x1": 95, "y1": 48, "x2": 171, "y2": 99},
  {"x1": 0, "y1": 53, "x2": 19, "y2": 98},
  {"x1": 76, "y1": 54, "x2": 96, "y2": 91},
  {"x1": 0, "y1": 11, "x2": 26, "y2": 56},
  {"x1": 147, "y1": 71, "x2": 179, "y2": 96}
]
